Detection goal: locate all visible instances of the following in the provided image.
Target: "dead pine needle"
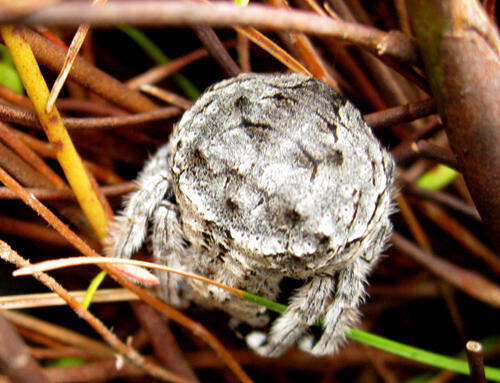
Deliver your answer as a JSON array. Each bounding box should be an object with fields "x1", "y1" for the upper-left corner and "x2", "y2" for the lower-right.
[
  {"x1": 45, "y1": 0, "x2": 109, "y2": 114},
  {"x1": 0, "y1": 240, "x2": 189, "y2": 383},
  {"x1": 13, "y1": 256, "x2": 244, "y2": 298}
]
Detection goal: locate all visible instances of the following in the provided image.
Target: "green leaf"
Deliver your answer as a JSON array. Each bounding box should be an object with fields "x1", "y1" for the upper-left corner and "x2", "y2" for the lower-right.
[
  {"x1": 416, "y1": 164, "x2": 458, "y2": 191},
  {"x1": 0, "y1": 44, "x2": 23, "y2": 93},
  {"x1": 46, "y1": 357, "x2": 86, "y2": 367},
  {"x1": 235, "y1": 0, "x2": 250, "y2": 7}
]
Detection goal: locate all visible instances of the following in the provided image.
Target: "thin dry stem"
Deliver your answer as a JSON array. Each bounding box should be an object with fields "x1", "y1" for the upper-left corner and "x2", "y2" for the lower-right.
[
  {"x1": 45, "y1": 0, "x2": 108, "y2": 113},
  {"x1": 2, "y1": 310, "x2": 115, "y2": 357},
  {"x1": 0, "y1": 103, "x2": 181, "y2": 130},
  {"x1": 0, "y1": 289, "x2": 138, "y2": 310},
  {"x1": 0, "y1": 313, "x2": 49, "y2": 383},
  {"x1": 0, "y1": 122, "x2": 66, "y2": 189},
  {"x1": 391, "y1": 232, "x2": 500, "y2": 308},
  {"x1": 140, "y1": 84, "x2": 193, "y2": 110},
  {"x1": 0, "y1": 239, "x2": 188, "y2": 383},
  {"x1": 0, "y1": 182, "x2": 135, "y2": 200},
  {"x1": 11, "y1": 1, "x2": 420, "y2": 64},
  {"x1": 14, "y1": 256, "x2": 244, "y2": 297}
]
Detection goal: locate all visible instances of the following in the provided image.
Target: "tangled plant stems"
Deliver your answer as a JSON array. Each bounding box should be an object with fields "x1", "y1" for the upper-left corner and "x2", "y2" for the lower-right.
[{"x1": 14, "y1": 256, "x2": 500, "y2": 382}]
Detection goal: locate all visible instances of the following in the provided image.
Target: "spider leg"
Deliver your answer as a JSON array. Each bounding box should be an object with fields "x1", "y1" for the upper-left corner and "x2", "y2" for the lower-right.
[
  {"x1": 106, "y1": 144, "x2": 172, "y2": 260},
  {"x1": 247, "y1": 274, "x2": 336, "y2": 357},
  {"x1": 308, "y1": 225, "x2": 391, "y2": 356},
  {"x1": 150, "y1": 200, "x2": 190, "y2": 308}
]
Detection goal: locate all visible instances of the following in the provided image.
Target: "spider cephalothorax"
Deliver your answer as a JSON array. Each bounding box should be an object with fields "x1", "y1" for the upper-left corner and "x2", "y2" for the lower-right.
[{"x1": 108, "y1": 73, "x2": 394, "y2": 356}]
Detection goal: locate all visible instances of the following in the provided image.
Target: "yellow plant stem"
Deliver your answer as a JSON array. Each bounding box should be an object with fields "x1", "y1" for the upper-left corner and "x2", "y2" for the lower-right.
[{"x1": 1, "y1": 25, "x2": 109, "y2": 242}]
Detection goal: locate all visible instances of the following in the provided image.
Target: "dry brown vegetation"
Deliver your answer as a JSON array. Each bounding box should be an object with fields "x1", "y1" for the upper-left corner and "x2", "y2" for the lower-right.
[{"x1": 0, "y1": 1, "x2": 498, "y2": 382}]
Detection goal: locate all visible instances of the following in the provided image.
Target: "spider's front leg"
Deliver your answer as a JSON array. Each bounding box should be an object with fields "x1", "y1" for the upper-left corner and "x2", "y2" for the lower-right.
[
  {"x1": 150, "y1": 200, "x2": 190, "y2": 308},
  {"x1": 308, "y1": 224, "x2": 391, "y2": 355},
  {"x1": 106, "y1": 144, "x2": 172, "y2": 261},
  {"x1": 247, "y1": 274, "x2": 337, "y2": 357},
  {"x1": 305, "y1": 256, "x2": 370, "y2": 356}
]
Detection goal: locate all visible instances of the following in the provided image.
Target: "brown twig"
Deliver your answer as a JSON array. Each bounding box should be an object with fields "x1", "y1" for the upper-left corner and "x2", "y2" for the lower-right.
[
  {"x1": 363, "y1": 346, "x2": 400, "y2": 383},
  {"x1": 12, "y1": 1, "x2": 420, "y2": 64},
  {"x1": 192, "y1": 25, "x2": 241, "y2": 76},
  {"x1": 404, "y1": 184, "x2": 480, "y2": 221},
  {"x1": 0, "y1": 182, "x2": 135, "y2": 200},
  {"x1": 414, "y1": 200, "x2": 500, "y2": 275},
  {"x1": 139, "y1": 84, "x2": 193, "y2": 110},
  {"x1": 42, "y1": 359, "x2": 145, "y2": 383},
  {"x1": 364, "y1": 98, "x2": 436, "y2": 129},
  {"x1": 14, "y1": 326, "x2": 66, "y2": 349},
  {"x1": 0, "y1": 313, "x2": 49, "y2": 383},
  {"x1": 0, "y1": 216, "x2": 95, "y2": 249},
  {"x1": 466, "y1": 341, "x2": 486, "y2": 383},
  {"x1": 0, "y1": 122, "x2": 67, "y2": 189},
  {"x1": 30, "y1": 346, "x2": 100, "y2": 361},
  {"x1": 237, "y1": 32, "x2": 251, "y2": 72},
  {"x1": 0, "y1": 288, "x2": 138, "y2": 309},
  {"x1": 326, "y1": 0, "x2": 418, "y2": 112},
  {"x1": 0, "y1": 84, "x2": 33, "y2": 109},
  {"x1": 132, "y1": 302, "x2": 201, "y2": 382},
  {"x1": 183, "y1": 346, "x2": 424, "y2": 370},
  {"x1": 0, "y1": 141, "x2": 53, "y2": 188},
  {"x1": 55, "y1": 98, "x2": 128, "y2": 116},
  {"x1": 391, "y1": 232, "x2": 500, "y2": 308},
  {"x1": 19, "y1": 27, "x2": 158, "y2": 113},
  {"x1": 407, "y1": 1, "x2": 500, "y2": 250},
  {"x1": 125, "y1": 42, "x2": 235, "y2": 89},
  {"x1": 0, "y1": 103, "x2": 181, "y2": 130},
  {"x1": 396, "y1": 193, "x2": 432, "y2": 252},
  {"x1": 0, "y1": 239, "x2": 188, "y2": 383},
  {"x1": 2, "y1": 310, "x2": 114, "y2": 358},
  {"x1": 377, "y1": 55, "x2": 431, "y2": 94},
  {"x1": 268, "y1": 0, "x2": 339, "y2": 90},
  {"x1": 235, "y1": 26, "x2": 311, "y2": 75},
  {"x1": 392, "y1": 138, "x2": 459, "y2": 169},
  {"x1": 410, "y1": 140, "x2": 458, "y2": 169}
]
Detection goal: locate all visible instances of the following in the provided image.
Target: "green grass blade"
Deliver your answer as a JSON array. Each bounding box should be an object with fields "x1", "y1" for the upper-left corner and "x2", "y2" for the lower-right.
[
  {"x1": 118, "y1": 26, "x2": 200, "y2": 101},
  {"x1": 82, "y1": 270, "x2": 107, "y2": 309},
  {"x1": 242, "y1": 291, "x2": 500, "y2": 381}
]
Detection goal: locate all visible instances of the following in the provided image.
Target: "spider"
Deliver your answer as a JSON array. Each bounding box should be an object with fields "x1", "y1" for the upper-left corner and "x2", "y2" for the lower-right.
[{"x1": 107, "y1": 73, "x2": 394, "y2": 357}]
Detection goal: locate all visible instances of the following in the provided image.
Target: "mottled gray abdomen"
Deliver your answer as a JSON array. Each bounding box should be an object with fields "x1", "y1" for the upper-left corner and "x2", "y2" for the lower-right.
[{"x1": 170, "y1": 73, "x2": 393, "y2": 268}]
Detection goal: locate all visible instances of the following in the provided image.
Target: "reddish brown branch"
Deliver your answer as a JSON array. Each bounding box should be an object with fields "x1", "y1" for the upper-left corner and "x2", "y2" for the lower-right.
[
  {"x1": 0, "y1": 182, "x2": 136, "y2": 200},
  {"x1": 0, "y1": 313, "x2": 50, "y2": 383},
  {"x1": 18, "y1": 27, "x2": 158, "y2": 113},
  {"x1": 132, "y1": 302, "x2": 200, "y2": 382},
  {"x1": 43, "y1": 359, "x2": 144, "y2": 383},
  {"x1": 193, "y1": 25, "x2": 241, "y2": 76},
  {"x1": 364, "y1": 98, "x2": 436, "y2": 130},
  {"x1": 391, "y1": 232, "x2": 500, "y2": 308},
  {"x1": 392, "y1": 139, "x2": 458, "y2": 169},
  {"x1": 0, "y1": 103, "x2": 181, "y2": 130},
  {"x1": 407, "y1": 1, "x2": 500, "y2": 250},
  {"x1": 466, "y1": 341, "x2": 486, "y2": 383},
  {"x1": 10, "y1": 1, "x2": 420, "y2": 64},
  {"x1": 405, "y1": 184, "x2": 480, "y2": 220}
]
